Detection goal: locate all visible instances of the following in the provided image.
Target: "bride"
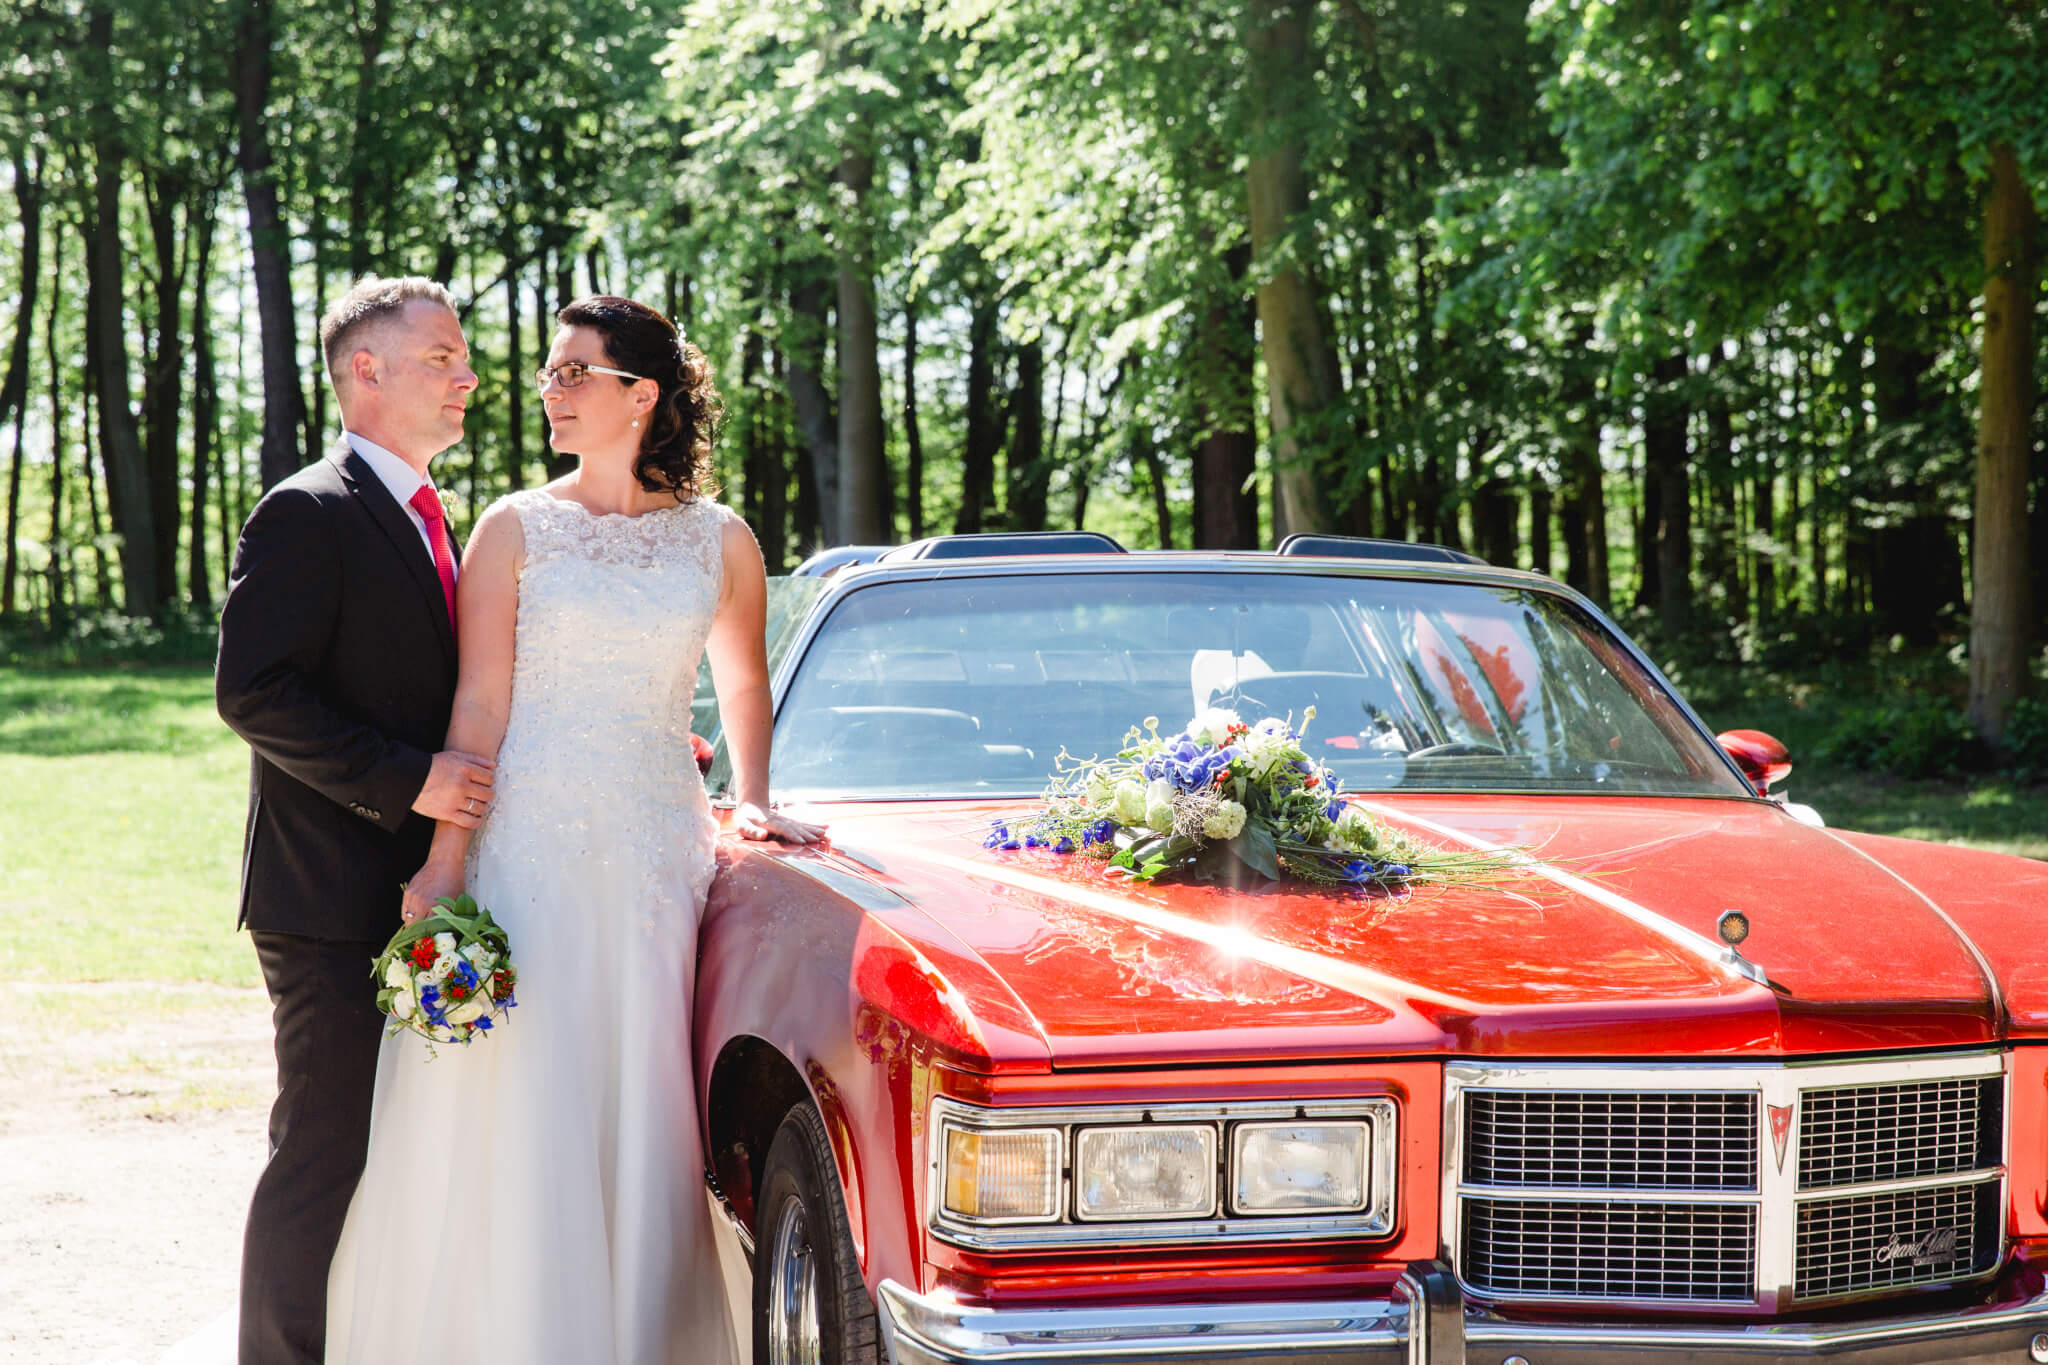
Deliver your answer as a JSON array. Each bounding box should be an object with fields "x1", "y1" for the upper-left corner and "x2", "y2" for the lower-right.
[{"x1": 326, "y1": 295, "x2": 822, "y2": 1364}]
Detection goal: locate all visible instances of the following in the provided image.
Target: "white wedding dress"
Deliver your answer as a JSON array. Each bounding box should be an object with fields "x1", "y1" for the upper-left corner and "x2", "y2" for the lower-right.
[{"x1": 327, "y1": 490, "x2": 741, "y2": 1365}]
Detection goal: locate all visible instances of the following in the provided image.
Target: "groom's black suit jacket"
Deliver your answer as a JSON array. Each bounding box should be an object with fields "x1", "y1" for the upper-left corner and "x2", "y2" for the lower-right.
[{"x1": 216, "y1": 439, "x2": 461, "y2": 942}]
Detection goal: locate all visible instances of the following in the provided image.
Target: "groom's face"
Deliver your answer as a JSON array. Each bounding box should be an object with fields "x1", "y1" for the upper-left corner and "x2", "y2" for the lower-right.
[{"x1": 366, "y1": 301, "x2": 478, "y2": 461}]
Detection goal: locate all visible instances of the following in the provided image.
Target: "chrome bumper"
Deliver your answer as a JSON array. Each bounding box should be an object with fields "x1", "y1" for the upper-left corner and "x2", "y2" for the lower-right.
[{"x1": 877, "y1": 1262, "x2": 2048, "y2": 1365}]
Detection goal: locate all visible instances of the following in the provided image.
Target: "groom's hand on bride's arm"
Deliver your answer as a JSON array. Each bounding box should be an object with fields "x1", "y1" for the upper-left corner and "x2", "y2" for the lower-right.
[{"x1": 412, "y1": 749, "x2": 496, "y2": 828}]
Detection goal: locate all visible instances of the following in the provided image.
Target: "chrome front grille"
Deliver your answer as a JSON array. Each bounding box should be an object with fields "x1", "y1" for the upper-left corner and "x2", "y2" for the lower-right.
[
  {"x1": 1465, "y1": 1091, "x2": 1756, "y2": 1191},
  {"x1": 1798, "y1": 1077, "x2": 1999, "y2": 1189},
  {"x1": 1794, "y1": 1181, "x2": 2000, "y2": 1299},
  {"x1": 1447, "y1": 1054, "x2": 2006, "y2": 1311},
  {"x1": 1461, "y1": 1198, "x2": 1756, "y2": 1301}
]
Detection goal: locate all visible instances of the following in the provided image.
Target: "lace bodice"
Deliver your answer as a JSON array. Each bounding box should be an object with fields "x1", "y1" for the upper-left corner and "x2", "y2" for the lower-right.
[{"x1": 490, "y1": 489, "x2": 733, "y2": 813}]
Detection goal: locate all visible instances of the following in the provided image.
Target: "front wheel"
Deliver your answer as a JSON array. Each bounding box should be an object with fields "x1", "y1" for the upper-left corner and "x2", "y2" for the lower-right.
[{"x1": 754, "y1": 1105, "x2": 881, "y2": 1365}]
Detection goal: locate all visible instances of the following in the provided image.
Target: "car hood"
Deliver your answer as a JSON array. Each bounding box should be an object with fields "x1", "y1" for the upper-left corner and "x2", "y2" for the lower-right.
[{"x1": 804, "y1": 794, "x2": 2048, "y2": 1068}]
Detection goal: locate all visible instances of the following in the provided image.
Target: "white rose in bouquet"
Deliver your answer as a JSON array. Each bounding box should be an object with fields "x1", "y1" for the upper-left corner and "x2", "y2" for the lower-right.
[
  {"x1": 444, "y1": 994, "x2": 489, "y2": 1027},
  {"x1": 1143, "y1": 777, "x2": 1178, "y2": 833},
  {"x1": 1203, "y1": 799, "x2": 1248, "y2": 840},
  {"x1": 1112, "y1": 781, "x2": 1148, "y2": 824},
  {"x1": 390, "y1": 984, "x2": 417, "y2": 1022},
  {"x1": 1334, "y1": 805, "x2": 1380, "y2": 853},
  {"x1": 1188, "y1": 708, "x2": 1243, "y2": 748},
  {"x1": 383, "y1": 958, "x2": 412, "y2": 991}
]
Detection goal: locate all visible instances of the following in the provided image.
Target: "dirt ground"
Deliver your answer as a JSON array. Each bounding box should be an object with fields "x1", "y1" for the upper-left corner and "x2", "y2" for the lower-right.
[{"x1": 0, "y1": 982, "x2": 273, "y2": 1365}]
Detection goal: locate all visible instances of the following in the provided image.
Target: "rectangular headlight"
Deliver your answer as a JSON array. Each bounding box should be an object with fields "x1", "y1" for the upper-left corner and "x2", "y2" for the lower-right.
[
  {"x1": 1074, "y1": 1124, "x2": 1218, "y2": 1221},
  {"x1": 941, "y1": 1124, "x2": 1061, "y2": 1222},
  {"x1": 1231, "y1": 1121, "x2": 1371, "y2": 1215}
]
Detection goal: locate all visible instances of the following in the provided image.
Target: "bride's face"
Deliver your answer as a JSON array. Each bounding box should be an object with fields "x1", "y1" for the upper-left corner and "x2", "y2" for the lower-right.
[{"x1": 540, "y1": 325, "x2": 650, "y2": 457}]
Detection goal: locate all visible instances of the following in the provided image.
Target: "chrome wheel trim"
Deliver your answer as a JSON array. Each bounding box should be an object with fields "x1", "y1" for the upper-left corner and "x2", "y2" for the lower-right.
[{"x1": 767, "y1": 1189, "x2": 823, "y2": 1365}]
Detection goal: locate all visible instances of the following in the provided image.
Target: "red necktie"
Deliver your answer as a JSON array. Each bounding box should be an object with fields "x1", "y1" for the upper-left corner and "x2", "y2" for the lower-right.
[{"x1": 407, "y1": 484, "x2": 457, "y2": 631}]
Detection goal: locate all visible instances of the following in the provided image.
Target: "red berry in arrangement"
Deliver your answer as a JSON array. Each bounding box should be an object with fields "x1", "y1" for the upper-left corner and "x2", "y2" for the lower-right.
[
  {"x1": 1305, "y1": 775, "x2": 1318, "y2": 787},
  {"x1": 409, "y1": 939, "x2": 436, "y2": 970}
]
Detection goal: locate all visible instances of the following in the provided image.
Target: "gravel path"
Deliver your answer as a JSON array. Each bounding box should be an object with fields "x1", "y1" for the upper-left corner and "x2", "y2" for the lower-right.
[{"x1": 0, "y1": 984, "x2": 272, "y2": 1364}]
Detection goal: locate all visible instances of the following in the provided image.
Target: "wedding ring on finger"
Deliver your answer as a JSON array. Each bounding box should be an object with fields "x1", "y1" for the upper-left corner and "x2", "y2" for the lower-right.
[{"x1": 465, "y1": 798, "x2": 478, "y2": 815}]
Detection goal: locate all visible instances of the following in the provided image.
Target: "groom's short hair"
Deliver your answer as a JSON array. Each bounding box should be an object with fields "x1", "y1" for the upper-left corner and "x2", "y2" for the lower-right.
[{"x1": 320, "y1": 275, "x2": 459, "y2": 388}]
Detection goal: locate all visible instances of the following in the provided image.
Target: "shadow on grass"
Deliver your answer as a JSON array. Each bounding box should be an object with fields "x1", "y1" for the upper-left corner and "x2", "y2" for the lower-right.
[{"x1": 0, "y1": 665, "x2": 231, "y2": 757}]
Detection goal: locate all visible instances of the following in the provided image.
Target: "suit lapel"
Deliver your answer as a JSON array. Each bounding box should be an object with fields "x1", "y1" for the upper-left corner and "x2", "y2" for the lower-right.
[{"x1": 332, "y1": 440, "x2": 458, "y2": 662}]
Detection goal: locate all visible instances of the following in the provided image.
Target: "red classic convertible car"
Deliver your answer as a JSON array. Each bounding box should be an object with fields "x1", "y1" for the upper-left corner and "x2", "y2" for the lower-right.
[{"x1": 690, "y1": 533, "x2": 2048, "y2": 1364}]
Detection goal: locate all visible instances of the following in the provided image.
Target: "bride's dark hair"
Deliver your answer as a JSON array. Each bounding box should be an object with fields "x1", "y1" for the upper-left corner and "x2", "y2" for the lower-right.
[{"x1": 556, "y1": 295, "x2": 721, "y2": 501}]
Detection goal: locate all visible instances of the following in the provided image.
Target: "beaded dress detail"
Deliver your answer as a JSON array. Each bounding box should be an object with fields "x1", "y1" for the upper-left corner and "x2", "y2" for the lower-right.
[{"x1": 328, "y1": 490, "x2": 741, "y2": 1365}]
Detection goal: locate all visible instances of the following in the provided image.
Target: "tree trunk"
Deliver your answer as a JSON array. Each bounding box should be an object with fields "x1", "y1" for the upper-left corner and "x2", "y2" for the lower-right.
[
  {"x1": 85, "y1": 7, "x2": 160, "y2": 613},
  {"x1": 955, "y1": 295, "x2": 1000, "y2": 534},
  {"x1": 1645, "y1": 350, "x2": 1691, "y2": 635},
  {"x1": 143, "y1": 170, "x2": 189, "y2": 605},
  {"x1": 1, "y1": 148, "x2": 42, "y2": 616},
  {"x1": 1472, "y1": 474, "x2": 1517, "y2": 566},
  {"x1": 1194, "y1": 241, "x2": 1259, "y2": 549},
  {"x1": 309, "y1": 192, "x2": 327, "y2": 450},
  {"x1": 344, "y1": 0, "x2": 394, "y2": 273},
  {"x1": 1137, "y1": 422, "x2": 1172, "y2": 550},
  {"x1": 505, "y1": 273, "x2": 526, "y2": 490},
  {"x1": 1244, "y1": 0, "x2": 1336, "y2": 537},
  {"x1": 903, "y1": 279, "x2": 923, "y2": 541},
  {"x1": 189, "y1": 194, "x2": 218, "y2": 611},
  {"x1": 786, "y1": 272, "x2": 840, "y2": 547},
  {"x1": 835, "y1": 149, "x2": 890, "y2": 543},
  {"x1": 1966, "y1": 143, "x2": 2037, "y2": 748},
  {"x1": 1006, "y1": 337, "x2": 1048, "y2": 533},
  {"x1": 1557, "y1": 328, "x2": 1607, "y2": 605},
  {"x1": 1529, "y1": 479, "x2": 1554, "y2": 577},
  {"x1": 765, "y1": 339, "x2": 794, "y2": 569},
  {"x1": 46, "y1": 217, "x2": 68, "y2": 622},
  {"x1": 739, "y1": 326, "x2": 765, "y2": 528},
  {"x1": 1867, "y1": 323, "x2": 1959, "y2": 643},
  {"x1": 236, "y1": 0, "x2": 307, "y2": 490}
]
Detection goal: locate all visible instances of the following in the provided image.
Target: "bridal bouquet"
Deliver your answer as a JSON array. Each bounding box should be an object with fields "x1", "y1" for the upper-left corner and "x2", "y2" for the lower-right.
[
  {"x1": 986, "y1": 708, "x2": 1517, "y2": 891},
  {"x1": 373, "y1": 894, "x2": 518, "y2": 1051}
]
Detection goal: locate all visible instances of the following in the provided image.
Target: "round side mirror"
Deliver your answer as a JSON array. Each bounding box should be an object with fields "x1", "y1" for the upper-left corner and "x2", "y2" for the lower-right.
[{"x1": 1716, "y1": 729, "x2": 1792, "y2": 795}]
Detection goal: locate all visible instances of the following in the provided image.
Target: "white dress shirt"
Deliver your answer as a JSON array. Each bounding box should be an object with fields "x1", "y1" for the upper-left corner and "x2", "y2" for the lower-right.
[{"x1": 345, "y1": 432, "x2": 455, "y2": 584}]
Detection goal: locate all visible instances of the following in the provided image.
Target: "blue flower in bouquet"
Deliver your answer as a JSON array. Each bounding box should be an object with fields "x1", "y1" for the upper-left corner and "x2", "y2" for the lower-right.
[
  {"x1": 1144, "y1": 735, "x2": 1238, "y2": 793},
  {"x1": 1079, "y1": 817, "x2": 1118, "y2": 848}
]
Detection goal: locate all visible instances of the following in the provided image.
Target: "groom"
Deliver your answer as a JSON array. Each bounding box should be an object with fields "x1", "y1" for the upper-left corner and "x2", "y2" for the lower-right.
[{"x1": 216, "y1": 276, "x2": 495, "y2": 1364}]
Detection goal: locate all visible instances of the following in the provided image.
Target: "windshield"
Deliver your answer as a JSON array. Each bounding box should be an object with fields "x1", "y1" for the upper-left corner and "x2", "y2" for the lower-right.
[
  {"x1": 693, "y1": 573, "x2": 828, "y2": 752},
  {"x1": 758, "y1": 571, "x2": 1750, "y2": 801}
]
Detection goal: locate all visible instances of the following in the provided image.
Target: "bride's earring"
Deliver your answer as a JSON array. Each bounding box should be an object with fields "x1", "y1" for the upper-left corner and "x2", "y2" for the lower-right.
[{"x1": 631, "y1": 419, "x2": 639, "y2": 429}]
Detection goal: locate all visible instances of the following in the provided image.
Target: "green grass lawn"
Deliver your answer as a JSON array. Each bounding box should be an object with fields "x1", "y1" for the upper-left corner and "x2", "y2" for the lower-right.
[
  {"x1": 0, "y1": 665, "x2": 257, "y2": 986},
  {"x1": 0, "y1": 663, "x2": 2041, "y2": 994}
]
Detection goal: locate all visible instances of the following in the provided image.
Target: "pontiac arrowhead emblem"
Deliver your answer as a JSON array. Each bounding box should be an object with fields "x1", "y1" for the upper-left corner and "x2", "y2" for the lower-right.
[{"x1": 1768, "y1": 1103, "x2": 1794, "y2": 1173}]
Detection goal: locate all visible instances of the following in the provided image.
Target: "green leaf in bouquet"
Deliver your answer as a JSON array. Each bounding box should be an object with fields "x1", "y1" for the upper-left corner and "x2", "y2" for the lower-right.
[{"x1": 1235, "y1": 821, "x2": 1282, "y2": 880}]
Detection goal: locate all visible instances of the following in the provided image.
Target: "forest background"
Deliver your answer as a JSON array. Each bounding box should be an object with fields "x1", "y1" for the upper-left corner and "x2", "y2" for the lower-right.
[{"x1": 3, "y1": 0, "x2": 2047, "y2": 780}]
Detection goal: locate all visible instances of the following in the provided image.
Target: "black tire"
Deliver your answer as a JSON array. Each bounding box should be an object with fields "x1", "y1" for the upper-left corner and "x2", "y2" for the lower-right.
[{"x1": 753, "y1": 1105, "x2": 882, "y2": 1365}]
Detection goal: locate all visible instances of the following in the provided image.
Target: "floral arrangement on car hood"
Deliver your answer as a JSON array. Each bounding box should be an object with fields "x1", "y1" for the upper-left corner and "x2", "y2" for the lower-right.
[{"x1": 985, "y1": 708, "x2": 1518, "y2": 890}]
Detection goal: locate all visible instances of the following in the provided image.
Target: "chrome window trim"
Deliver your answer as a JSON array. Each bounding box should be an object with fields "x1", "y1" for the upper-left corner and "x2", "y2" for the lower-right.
[
  {"x1": 928, "y1": 1095, "x2": 1397, "y2": 1252},
  {"x1": 1442, "y1": 1052, "x2": 2008, "y2": 1313}
]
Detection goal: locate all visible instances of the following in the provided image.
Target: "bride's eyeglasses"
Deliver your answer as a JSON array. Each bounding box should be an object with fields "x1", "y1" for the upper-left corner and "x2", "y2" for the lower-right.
[{"x1": 533, "y1": 361, "x2": 642, "y2": 392}]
